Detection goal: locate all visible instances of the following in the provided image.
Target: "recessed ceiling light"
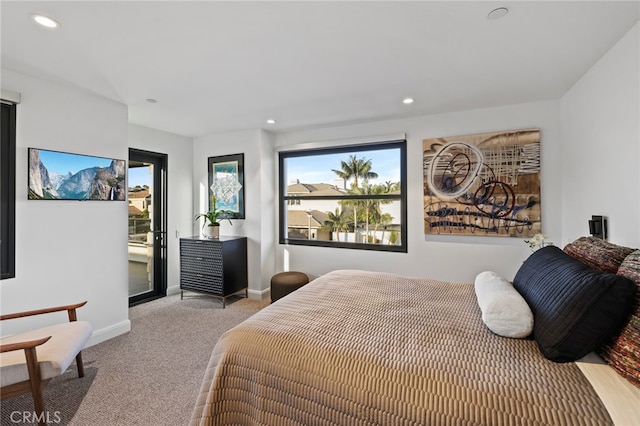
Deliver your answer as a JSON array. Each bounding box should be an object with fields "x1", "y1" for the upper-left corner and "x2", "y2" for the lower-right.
[
  {"x1": 403, "y1": 98, "x2": 414, "y2": 105},
  {"x1": 146, "y1": 98, "x2": 158, "y2": 104},
  {"x1": 266, "y1": 119, "x2": 276, "y2": 124},
  {"x1": 32, "y1": 14, "x2": 59, "y2": 28},
  {"x1": 487, "y1": 7, "x2": 509, "y2": 20}
]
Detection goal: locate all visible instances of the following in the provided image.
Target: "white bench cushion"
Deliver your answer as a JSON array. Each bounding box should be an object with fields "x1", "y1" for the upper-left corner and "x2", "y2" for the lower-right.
[{"x1": 0, "y1": 321, "x2": 92, "y2": 387}]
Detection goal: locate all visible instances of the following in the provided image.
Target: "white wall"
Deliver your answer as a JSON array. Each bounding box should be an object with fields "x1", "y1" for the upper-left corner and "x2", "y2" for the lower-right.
[
  {"x1": 192, "y1": 129, "x2": 277, "y2": 295},
  {"x1": 1, "y1": 70, "x2": 130, "y2": 345},
  {"x1": 128, "y1": 124, "x2": 193, "y2": 295},
  {"x1": 259, "y1": 129, "x2": 277, "y2": 294},
  {"x1": 274, "y1": 101, "x2": 562, "y2": 283},
  {"x1": 560, "y1": 22, "x2": 640, "y2": 248}
]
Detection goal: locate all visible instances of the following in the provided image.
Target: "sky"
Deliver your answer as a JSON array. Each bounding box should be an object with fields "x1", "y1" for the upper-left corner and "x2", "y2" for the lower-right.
[
  {"x1": 37, "y1": 148, "x2": 115, "y2": 175},
  {"x1": 128, "y1": 166, "x2": 152, "y2": 189},
  {"x1": 285, "y1": 148, "x2": 401, "y2": 186}
]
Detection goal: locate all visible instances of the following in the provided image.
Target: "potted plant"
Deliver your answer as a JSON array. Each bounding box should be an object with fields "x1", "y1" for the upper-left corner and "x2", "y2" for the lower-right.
[{"x1": 195, "y1": 196, "x2": 233, "y2": 239}]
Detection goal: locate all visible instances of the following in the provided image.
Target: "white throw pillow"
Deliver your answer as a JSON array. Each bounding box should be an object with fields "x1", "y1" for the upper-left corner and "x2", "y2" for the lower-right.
[{"x1": 474, "y1": 271, "x2": 533, "y2": 338}]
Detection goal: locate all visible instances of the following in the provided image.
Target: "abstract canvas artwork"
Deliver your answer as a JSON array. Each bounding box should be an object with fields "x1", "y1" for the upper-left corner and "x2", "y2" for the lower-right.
[{"x1": 423, "y1": 129, "x2": 541, "y2": 237}]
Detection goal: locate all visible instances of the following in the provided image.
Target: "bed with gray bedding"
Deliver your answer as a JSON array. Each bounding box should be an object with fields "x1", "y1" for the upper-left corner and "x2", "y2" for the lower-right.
[{"x1": 190, "y1": 269, "x2": 619, "y2": 425}]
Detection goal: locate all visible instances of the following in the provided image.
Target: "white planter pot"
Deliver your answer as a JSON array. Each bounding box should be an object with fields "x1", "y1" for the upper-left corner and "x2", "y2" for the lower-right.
[{"x1": 203, "y1": 224, "x2": 220, "y2": 239}]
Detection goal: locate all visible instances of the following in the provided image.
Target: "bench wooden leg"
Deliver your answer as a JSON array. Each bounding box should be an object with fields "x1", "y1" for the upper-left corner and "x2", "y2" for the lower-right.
[
  {"x1": 24, "y1": 346, "x2": 46, "y2": 426},
  {"x1": 76, "y1": 351, "x2": 85, "y2": 378}
]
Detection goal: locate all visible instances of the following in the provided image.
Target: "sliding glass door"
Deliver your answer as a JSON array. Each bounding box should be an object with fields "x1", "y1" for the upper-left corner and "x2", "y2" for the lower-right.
[{"x1": 128, "y1": 149, "x2": 167, "y2": 306}]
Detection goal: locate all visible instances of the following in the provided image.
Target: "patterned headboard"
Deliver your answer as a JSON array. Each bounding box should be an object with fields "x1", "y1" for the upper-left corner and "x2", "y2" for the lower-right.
[{"x1": 564, "y1": 237, "x2": 640, "y2": 389}]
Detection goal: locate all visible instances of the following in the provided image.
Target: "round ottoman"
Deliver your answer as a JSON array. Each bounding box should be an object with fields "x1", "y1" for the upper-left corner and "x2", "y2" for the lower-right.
[{"x1": 270, "y1": 271, "x2": 309, "y2": 303}]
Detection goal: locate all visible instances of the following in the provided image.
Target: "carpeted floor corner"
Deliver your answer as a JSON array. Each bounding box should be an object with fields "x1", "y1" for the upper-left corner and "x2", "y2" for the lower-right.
[{"x1": 1, "y1": 293, "x2": 269, "y2": 426}]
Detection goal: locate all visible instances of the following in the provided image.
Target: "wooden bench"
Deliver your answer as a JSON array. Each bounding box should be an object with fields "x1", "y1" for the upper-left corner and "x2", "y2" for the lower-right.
[{"x1": 0, "y1": 301, "x2": 92, "y2": 425}]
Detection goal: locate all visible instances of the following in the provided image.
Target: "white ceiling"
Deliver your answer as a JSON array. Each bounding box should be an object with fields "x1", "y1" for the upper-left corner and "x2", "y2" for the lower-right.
[{"x1": 2, "y1": 1, "x2": 638, "y2": 138}]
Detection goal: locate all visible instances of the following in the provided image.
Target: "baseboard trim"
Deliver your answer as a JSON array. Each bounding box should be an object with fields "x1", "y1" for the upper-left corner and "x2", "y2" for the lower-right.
[
  {"x1": 167, "y1": 286, "x2": 269, "y2": 299},
  {"x1": 85, "y1": 320, "x2": 131, "y2": 348},
  {"x1": 248, "y1": 287, "x2": 270, "y2": 300},
  {"x1": 167, "y1": 285, "x2": 181, "y2": 296}
]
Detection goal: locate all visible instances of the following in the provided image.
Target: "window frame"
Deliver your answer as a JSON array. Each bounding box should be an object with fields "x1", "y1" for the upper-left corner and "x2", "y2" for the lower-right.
[
  {"x1": 1, "y1": 102, "x2": 17, "y2": 279},
  {"x1": 278, "y1": 140, "x2": 407, "y2": 253}
]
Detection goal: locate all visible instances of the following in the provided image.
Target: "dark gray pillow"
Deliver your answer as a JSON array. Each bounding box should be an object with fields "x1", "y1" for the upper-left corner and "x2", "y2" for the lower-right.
[{"x1": 513, "y1": 245, "x2": 635, "y2": 362}]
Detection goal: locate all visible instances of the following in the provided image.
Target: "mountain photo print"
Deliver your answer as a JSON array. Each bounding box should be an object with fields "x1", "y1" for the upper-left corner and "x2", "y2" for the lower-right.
[{"x1": 28, "y1": 148, "x2": 126, "y2": 201}]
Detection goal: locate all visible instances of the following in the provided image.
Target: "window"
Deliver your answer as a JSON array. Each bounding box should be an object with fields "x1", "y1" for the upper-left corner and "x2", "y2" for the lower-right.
[
  {"x1": 1, "y1": 102, "x2": 16, "y2": 279},
  {"x1": 279, "y1": 140, "x2": 407, "y2": 252}
]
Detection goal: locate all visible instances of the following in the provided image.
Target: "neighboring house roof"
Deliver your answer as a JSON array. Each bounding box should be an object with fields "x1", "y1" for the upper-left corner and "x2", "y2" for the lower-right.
[
  {"x1": 287, "y1": 183, "x2": 312, "y2": 194},
  {"x1": 129, "y1": 189, "x2": 150, "y2": 199},
  {"x1": 287, "y1": 183, "x2": 345, "y2": 196},
  {"x1": 287, "y1": 210, "x2": 329, "y2": 228},
  {"x1": 128, "y1": 205, "x2": 144, "y2": 216}
]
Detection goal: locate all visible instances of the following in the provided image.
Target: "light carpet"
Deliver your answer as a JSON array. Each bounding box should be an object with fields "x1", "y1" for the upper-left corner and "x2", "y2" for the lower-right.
[{"x1": 1, "y1": 293, "x2": 268, "y2": 425}]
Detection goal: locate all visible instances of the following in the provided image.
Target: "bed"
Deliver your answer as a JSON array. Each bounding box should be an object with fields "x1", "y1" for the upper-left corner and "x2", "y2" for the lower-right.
[{"x1": 191, "y1": 239, "x2": 640, "y2": 425}]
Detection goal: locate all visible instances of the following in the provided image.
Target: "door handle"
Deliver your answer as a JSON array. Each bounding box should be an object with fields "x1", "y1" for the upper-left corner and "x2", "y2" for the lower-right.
[{"x1": 152, "y1": 230, "x2": 166, "y2": 241}]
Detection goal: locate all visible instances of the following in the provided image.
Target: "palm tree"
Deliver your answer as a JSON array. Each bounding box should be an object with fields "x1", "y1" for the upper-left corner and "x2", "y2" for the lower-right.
[
  {"x1": 332, "y1": 155, "x2": 379, "y2": 237},
  {"x1": 375, "y1": 213, "x2": 393, "y2": 243},
  {"x1": 383, "y1": 180, "x2": 400, "y2": 193},
  {"x1": 324, "y1": 208, "x2": 349, "y2": 241},
  {"x1": 353, "y1": 183, "x2": 397, "y2": 242},
  {"x1": 338, "y1": 196, "x2": 361, "y2": 241},
  {"x1": 331, "y1": 155, "x2": 379, "y2": 189},
  {"x1": 353, "y1": 183, "x2": 376, "y2": 239}
]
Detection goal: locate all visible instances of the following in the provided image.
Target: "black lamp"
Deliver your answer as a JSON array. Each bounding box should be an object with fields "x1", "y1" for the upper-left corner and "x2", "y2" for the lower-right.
[{"x1": 588, "y1": 215, "x2": 607, "y2": 240}]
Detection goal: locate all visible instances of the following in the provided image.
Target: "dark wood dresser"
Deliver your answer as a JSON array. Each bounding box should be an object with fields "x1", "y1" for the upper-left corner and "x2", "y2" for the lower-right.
[{"x1": 179, "y1": 236, "x2": 248, "y2": 308}]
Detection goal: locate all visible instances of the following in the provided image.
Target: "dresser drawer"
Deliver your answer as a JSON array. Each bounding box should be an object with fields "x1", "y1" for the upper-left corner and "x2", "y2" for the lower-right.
[
  {"x1": 180, "y1": 240, "x2": 223, "y2": 258},
  {"x1": 180, "y1": 272, "x2": 223, "y2": 296},
  {"x1": 180, "y1": 255, "x2": 222, "y2": 276}
]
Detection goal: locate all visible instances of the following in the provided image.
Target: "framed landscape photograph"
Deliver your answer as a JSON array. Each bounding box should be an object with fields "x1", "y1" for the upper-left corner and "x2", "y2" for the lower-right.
[
  {"x1": 28, "y1": 147, "x2": 126, "y2": 201},
  {"x1": 208, "y1": 153, "x2": 245, "y2": 219}
]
